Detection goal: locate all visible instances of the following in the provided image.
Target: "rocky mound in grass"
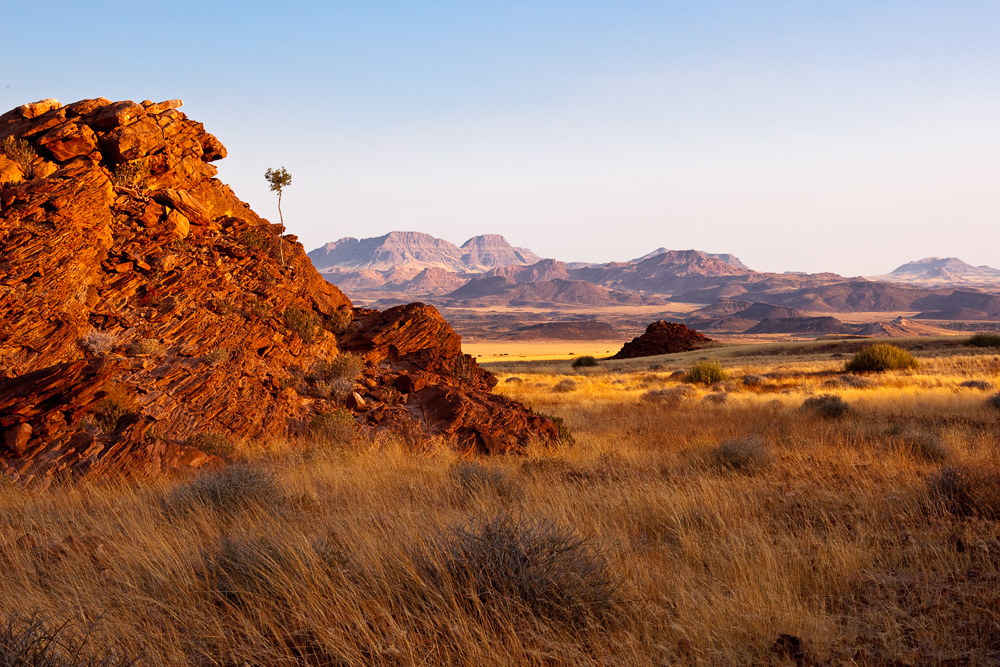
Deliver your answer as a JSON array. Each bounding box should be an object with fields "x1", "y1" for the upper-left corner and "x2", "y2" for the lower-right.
[
  {"x1": 610, "y1": 321, "x2": 712, "y2": 359},
  {"x1": 0, "y1": 98, "x2": 556, "y2": 487}
]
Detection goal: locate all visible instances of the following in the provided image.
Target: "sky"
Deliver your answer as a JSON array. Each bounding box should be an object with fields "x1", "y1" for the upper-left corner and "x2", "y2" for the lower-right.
[{"x1": 2, "y1": 1, "x2": 998, "y2": 276}]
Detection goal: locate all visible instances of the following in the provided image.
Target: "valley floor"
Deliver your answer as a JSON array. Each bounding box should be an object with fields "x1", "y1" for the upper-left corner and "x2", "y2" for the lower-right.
[{"x1": 2, "y1": 339, "x2": 1000, "y2": 665}]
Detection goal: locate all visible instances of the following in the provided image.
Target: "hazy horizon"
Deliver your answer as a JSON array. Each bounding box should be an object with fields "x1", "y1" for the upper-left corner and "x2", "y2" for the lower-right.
[{"x1": 3, "y1": 1, "x2": 997, "y2": 277}]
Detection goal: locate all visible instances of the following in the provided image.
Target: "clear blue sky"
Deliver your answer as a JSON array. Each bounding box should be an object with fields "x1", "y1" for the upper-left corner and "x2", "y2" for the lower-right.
[{"x1": 3, "y1": 1, "x2": 998, "y2": 275}]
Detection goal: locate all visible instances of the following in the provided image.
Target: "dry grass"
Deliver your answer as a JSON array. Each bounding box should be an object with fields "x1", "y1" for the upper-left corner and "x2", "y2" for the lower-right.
[{"x1": 2, "y1": 340, "x2": 1000, "y2": 664}]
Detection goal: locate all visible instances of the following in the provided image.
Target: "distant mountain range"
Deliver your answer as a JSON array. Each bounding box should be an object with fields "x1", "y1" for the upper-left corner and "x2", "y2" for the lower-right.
[
  {"x1": 873, "y1": 257, "x2": 1000, "y2": 287},
  {"x1": 306, "y1": 232, "x2": 1000, "y2": 332}
]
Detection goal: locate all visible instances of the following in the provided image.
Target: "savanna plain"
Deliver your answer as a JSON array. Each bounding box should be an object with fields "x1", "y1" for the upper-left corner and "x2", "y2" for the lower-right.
[{"x1": 3, "y1": 337, "x2": 1000, "y2": 666}]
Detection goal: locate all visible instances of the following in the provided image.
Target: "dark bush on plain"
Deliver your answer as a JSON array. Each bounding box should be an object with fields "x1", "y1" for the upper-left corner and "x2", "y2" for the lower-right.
[
  {"x1": 571, "y1": 356, "x2": 599, "y2": 369},
  {"x1": 801, "y1": 394, "x2": 850, "y2": 419},
  {"x1": 422, "y1": 511, "x2": 622, "y2": 628},
  {"x1": 967, "y1": 333, "x2": 1000, "y2": 348},
  {"x1": 959, "y1": 380, "x2": 992, "y2": 391},
  {"x1": 844, "y1": 344, "x2": 919, "y2": 373}
]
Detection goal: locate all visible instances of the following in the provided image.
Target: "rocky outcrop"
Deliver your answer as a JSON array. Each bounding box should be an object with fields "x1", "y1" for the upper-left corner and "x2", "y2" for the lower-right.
[
  {"x1": 0, "y1": 98, "x2": 556, "y2": 486},
  {"x1": 610, "y1": 321, "x2": 712, "y2": 359}
]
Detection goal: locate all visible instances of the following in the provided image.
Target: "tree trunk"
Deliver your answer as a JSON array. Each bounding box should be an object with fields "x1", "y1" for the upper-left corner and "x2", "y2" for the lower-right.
[{"x1": 276, "y1": 191, "x2": 285, "y2": 266}]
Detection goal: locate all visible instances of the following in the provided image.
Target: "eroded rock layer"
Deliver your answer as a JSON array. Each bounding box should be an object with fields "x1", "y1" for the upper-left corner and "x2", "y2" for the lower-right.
[{"x1": 0, "y1": 98, "x2": 555, "y2": 487}]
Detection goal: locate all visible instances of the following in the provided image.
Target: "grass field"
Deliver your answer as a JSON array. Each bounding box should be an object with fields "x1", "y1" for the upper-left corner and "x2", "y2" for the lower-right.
[{"x1": 2, "y1": 338, "x2": 1000, "y2": 665}]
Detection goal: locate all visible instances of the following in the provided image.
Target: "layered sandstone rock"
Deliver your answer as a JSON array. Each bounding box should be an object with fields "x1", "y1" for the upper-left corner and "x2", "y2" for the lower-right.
[
  {"x1": 611, "y1": 321, "x2": 712, "y2": 359},
  {"x1": 0, "y1": 98, "x2": 555, "y2": 487}
]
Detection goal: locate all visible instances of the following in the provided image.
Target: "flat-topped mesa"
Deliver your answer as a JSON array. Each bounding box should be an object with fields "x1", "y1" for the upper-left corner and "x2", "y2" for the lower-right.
[{"x1": 0, "y1": 98, "x2": 556, "y2": 487}]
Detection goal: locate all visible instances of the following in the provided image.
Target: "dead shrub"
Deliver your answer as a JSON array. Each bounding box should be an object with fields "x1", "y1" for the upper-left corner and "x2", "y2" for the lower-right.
[
  {"x1": 894, "y1": 429, "x2": 950, "y2": 463},
  {"x1": 553, "y1": 379, "x2": 577, "y2": 393},
  {"x1": 451, "y1": 461, "x2": 520, "y2": 501},
  {"x1": 711, "y1": 437, "x2": 772, "y2": 473},
  {"x1": 0, "y1": 613, "x2": 138, "y2": 666},
  {"x1": 307, "y1": 409, "x2": 361, "y2": 456},
  {"x1": 421, "y1": 511, "x2": 622, "y2": 628},
  {"x1": 126, "y1": 338, "x2": 166, "y2": 357},
  {"x1": 958, "y1": 380, "x2": 992, "y2": 391},
  {"x1": 186, "y1": 432, "x2": 236, "y2": 460},
  {"x1": 80, "y1": 330, "x2": 118, "y2": 356},
  {"x1": 642, "y1": 385, "x2": 696, "y2": 407},
  {"x1": 165, "y1": 463, "x2": 283, "y2": 515},
  {"x1": 928, "y1": 464, "x2": 1000, "y2": 519},
  {"x1": 801, "y1": 394, "x2": 850, "y2": 419}
]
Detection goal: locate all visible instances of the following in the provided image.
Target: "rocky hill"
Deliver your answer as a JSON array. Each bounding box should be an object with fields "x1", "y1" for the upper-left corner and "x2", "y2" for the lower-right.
[
  {"x1": 308, "y1": 231, "x2": 541, "y2": 274},
  {"x1": 875, "y1": 257, "x2": 1000, "y2": 287},
  {"x1": 0, "y1": 98, "x2": 555, "y2": 487}
]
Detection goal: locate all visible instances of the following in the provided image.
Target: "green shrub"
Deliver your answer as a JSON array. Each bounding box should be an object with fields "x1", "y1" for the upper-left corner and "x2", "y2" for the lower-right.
[
  {"x1": 801, "y1": 394, "x2": 850, "y2": 419},
  {"x1": 284, "y1": 306, "x2": 321, "y2": 343},
  {"x1": 421, "y1": 511, "x2": 622, "y2": 628},
  {"x1": 529, "y1": 409, "x2": 575, "y2": 446},
  {"x1": 844, "y1": 344, "x2": 918, "y2": 373},
  {"x1": 684, "y1": 360, "x2": 729, "y2": 385},
  {"x1": 967, "y1": 333, "x2": 1000, "y2": 348},
  {"x1": 571, "y1": 356, "x2": 599, "y2": 369}
]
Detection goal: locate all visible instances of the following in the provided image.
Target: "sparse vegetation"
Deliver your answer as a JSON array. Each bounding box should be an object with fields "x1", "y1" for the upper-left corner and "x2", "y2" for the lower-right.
[
  {"x1": 4, "y1": 338, "x2": 1000, "y2": 664},
  {"x1": 308, "y1": 409, "x2": 360, "y2": 455},
  {"x1": 844, "y1": 343, "x2": 919, "y2": 373},
  {"x1": 967, "y1": 333, "x2": 1000, "y2": 348},
  {"x1": 684, "y1": 359, "x2": 729, "y2": 385}
]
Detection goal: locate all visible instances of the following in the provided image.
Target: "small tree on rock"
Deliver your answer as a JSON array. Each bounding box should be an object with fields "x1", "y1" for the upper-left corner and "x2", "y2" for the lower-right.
[{"x1": 265, "y1": 167, "x2": 292, "y2": 265}]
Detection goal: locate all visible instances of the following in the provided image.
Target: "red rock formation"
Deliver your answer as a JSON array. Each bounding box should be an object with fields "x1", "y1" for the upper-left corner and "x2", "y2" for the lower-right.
[
  {"x1": 611, "y1": 321, "x2": 712, "y2": 359},
  {"x1": 0, "y1": 98, "x2": 555, "y2": 486}
]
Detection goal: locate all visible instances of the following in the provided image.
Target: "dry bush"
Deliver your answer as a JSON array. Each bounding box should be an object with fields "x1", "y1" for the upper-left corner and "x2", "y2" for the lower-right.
[
  {"x1": 420, "y1": 511, "x2": 623, "y2": 628},
  {"x1": 451, "y1": 461, "x2": 520, "y2": 501},
  {"x1": 199, "y1": 348, "x2": 228, "y2": 366},
  {"x1": 0, "y1": 613, "x2": 138, "y2": 666},
  {"x1": 165, "y1": 463, "x2": 283, "y2": 515},
  {"x1": 742, "y1": 374, "x2": 764, "y2": 387},
  {"x1": 641, "y1": 385, "x2": 696, "y2": 407},
  {"x1": 893, "y1": 429, "x2": 950, "y2": 463},
  {"x1": 710, "y1": 437, "x2": 772, "y2": 473},
  {"x1": 126, "y1": 338, "x2": 166, "y2": 357},
  {"x1": 283, "y1": 305, "x2": 321, "y2": 343},
  {"x1": 988, "y1": 393, "x2": 1000, "y2": 410},
  {"x1": 801, "y1": 394, "x2": 850, "y2": 419},
  {"x1": 80, "y1": 330, "x2": 118, "y2": 356},
  {"x1": 553, "y1": 379, "x2": 578, "y2": 393},
  {"x1": 823, "y1": 374, "x2": 874, "y2": 389},
  {"x1": 928, "y1": 464, "x2": 1000, "y2": 519},
  {"x1": 91, "y1": 386, "x2": 135, "y2": 434}
]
